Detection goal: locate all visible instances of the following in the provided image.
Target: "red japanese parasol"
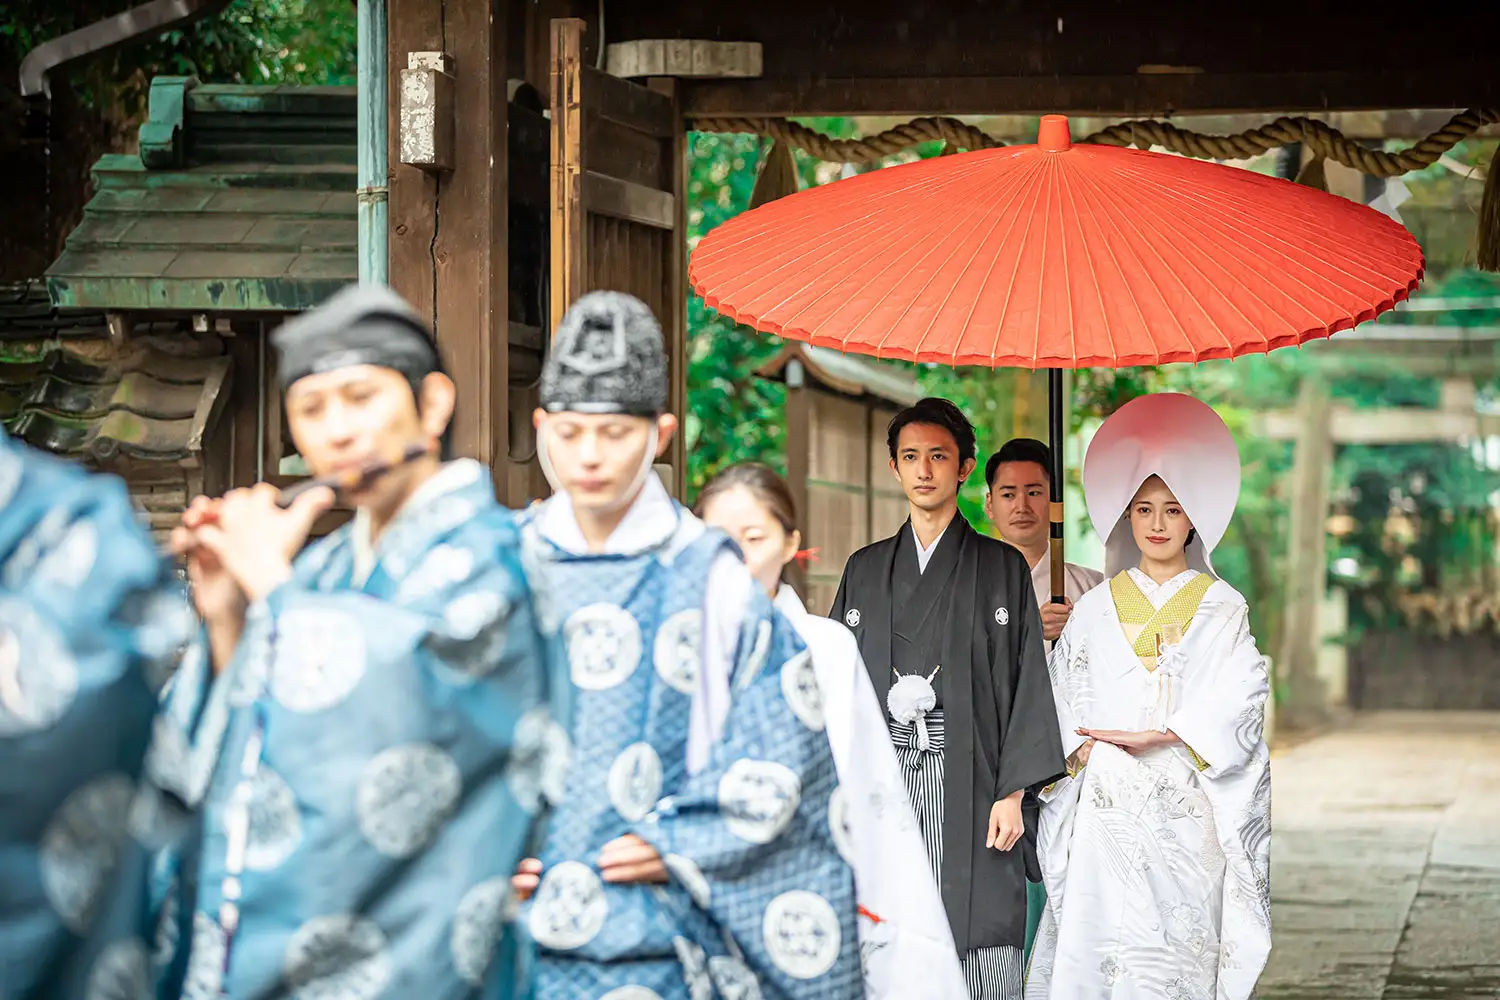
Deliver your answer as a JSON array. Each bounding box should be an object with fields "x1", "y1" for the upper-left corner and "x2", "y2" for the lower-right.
[{"x1": 690, "y1": 115, "x2": 1424, "y2": 598}]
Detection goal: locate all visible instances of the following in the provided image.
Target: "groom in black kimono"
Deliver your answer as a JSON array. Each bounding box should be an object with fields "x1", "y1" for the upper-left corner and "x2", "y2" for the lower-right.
[{"x1": 830, "y1": 397, "x2": 1065, "y2": 1000}]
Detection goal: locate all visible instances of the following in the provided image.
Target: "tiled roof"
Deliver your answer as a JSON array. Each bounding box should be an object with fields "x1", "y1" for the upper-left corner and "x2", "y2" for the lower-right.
[
  {"x1": 47, "y1": 78, "x2": 356, "y2": 313},
  {"x1": 757, "y1": 341, "x2": 922, "y2": 407},
  {"x1": 0, "y1": 338, "x2": 230, "y2": 464}
]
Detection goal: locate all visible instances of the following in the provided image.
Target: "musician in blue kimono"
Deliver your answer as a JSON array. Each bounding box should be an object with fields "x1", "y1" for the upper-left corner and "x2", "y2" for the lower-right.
[
  {"x1": 147, "y1": 284, "x2": 563, "y2": 1000},
  {"x1": 511, "y1": 291, "x2": 864, "y2": 1000},
  {"x1": 0, "y1": 429, "x2": 193, "y2": 999}
]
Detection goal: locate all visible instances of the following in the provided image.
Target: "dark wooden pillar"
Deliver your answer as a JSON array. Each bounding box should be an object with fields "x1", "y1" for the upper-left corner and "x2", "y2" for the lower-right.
[
  {"x1": 388, "y1": 0, "x2": 510, "y2": 485},
  {"x1": 784, "y1": 376, "x2": 811, "y2": 596}
]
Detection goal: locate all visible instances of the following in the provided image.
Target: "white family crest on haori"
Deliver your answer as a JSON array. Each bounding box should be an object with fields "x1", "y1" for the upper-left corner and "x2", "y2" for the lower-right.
[
  {"x1": 564, "y1": 602, "x2": 644, "y2": 690},
  {"x1": 762, "y1": 889, "x2": 843, "y2": 980},
  {"x1": 528, "y1": 860, "x2": 610, "y2": 950},
  {"x1": 844, "y1": 608, "x2": 861, "y2": 628},
  {"x1": 607, "y1": 741, "x2": 664, "y2": 822},
  {"x1": 451, "y1": 876, "x2": 515, "y2": 986},
  {"x1": 1082, "y1": 392, "x2": 1241, "y2": 579},
  {"x1": 994, "y1": 606, "x2": 1009, "y2": 625},
  {"x1": 717, "y1": 758, "x2": 802, "y2": 844}
]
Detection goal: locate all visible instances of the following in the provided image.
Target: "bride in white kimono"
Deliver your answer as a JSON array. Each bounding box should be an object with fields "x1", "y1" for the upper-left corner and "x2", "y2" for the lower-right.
[
  {"x1": 1026, "y1": 393, "x2": 1272, "y2": 1000},
  {"x1": 698, "y1": 463, "x2": 969, "y2": 1000}
]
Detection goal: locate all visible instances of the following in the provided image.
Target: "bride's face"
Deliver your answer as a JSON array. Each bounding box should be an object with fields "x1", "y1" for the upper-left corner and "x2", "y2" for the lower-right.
[{"x1": 1127, "y1": 475, "x2": 1194, "y2": 561}]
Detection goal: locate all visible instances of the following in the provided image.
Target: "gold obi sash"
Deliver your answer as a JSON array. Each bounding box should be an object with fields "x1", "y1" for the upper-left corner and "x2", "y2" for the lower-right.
[{"x1": 1110, "y1": 570, "x2": 1214, "y2": 772}]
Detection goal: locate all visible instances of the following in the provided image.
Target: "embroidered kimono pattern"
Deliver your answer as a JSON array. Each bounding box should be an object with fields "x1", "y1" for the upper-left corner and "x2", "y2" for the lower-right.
[
  {"x1": 519, "y1": 500, "x2": 862, "y2": 1000},
  {"x1": 144, "y1": 460, "x2": 562, "y2": 1000},
  {"x1": 1028, "y1": 571, "x2": 1272, "y2": 1000},
  {"x1": 0, "y1": 433, "x2": 192, "y2": 1000}
]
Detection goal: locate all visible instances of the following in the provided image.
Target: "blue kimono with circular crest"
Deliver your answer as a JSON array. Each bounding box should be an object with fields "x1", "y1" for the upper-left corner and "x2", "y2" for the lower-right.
[{"x1": 0, "y1": 432, "x2": 193, "y2": 1000}]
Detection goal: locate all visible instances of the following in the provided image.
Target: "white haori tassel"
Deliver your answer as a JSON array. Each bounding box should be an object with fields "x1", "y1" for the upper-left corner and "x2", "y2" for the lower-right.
[{"x1": 888, "y1": 666, "x2": 941, "y2": 750}]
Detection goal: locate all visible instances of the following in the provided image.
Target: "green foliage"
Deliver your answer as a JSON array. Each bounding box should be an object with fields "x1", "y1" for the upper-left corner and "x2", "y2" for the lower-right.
[
  {"x1": 683, "y1": 118, "x2": 864, "y2": 500},
  {"x1": 3, "y1": 0, "x2": 355, "y2": 113}
]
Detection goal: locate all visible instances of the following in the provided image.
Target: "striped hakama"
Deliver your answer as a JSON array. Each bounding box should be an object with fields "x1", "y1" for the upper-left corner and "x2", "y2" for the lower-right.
[{"x1": 891, "y1": 711, "x2": 1025, "y2": 1000}]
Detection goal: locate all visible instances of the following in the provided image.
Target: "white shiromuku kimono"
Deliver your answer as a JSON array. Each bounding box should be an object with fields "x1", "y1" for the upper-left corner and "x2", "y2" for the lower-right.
[
  {"x1": 1027, "y1": 568, "x2": 1272, "y2": 1000},
  {"x1": 773, "y1": 585, "x2": 968, "y2": 1000}
]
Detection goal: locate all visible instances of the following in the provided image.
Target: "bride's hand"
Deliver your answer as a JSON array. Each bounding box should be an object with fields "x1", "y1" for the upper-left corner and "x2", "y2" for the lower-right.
[{"x1": 1075, "y1": 728, "x2": 1174, "y2": 754}]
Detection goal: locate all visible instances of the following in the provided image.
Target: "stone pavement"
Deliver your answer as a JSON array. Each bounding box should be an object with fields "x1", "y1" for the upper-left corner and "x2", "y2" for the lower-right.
[{"x1": 1259, "y1": 712, "x2": 1500, "y2": 1000}]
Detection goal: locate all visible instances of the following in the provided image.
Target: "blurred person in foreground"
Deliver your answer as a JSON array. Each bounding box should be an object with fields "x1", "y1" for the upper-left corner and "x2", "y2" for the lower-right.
[
  {"x1": 831, "y1": 398, "x2": 1065, "y2": 1000},
  {"x1": 0, "y1": 429, "x2": 191, "y2": 999},
  {"x1": 512, "y1": 291, "x2": 862, "y2": 999},
  {"x1": 149, "y1": 283, "x2": 560, "y2": 999},
  {"x1": 1028, "y1": 393, "x2": 1272, "y2": 999}
]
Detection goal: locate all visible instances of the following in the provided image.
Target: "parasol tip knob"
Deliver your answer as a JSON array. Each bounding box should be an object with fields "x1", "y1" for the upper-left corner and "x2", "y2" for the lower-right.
[{"x1": 1038, "y1": 114, "x2": 1072, "y2": 152}]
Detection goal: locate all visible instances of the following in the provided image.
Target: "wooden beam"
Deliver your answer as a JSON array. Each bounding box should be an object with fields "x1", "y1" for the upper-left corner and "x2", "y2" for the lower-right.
[
  {"x1": 1255, "y1": 407, "x2": 1492, "y2": 444},
  {"x1": 784, "y1": 380, "x2": 810, "y2": 596},
  {"x1": 226, "y1": 320, "x2": 264, "y2": 488},
  {"x1": 550, "y1": 18, "x2": 586, "y2": 333},
  {"x1": 523, "y1": 0, "x2": 594, "y2": 96},
  {"x1": 683, "y1": 69, "x2": 1500, "y2": 119},
  {"x1": 608, "y1": 40, "x2": 763, "y2": 81},
  {"x1": 386, "y1": 0, "x2": 439, "y2": 324},
  {"x1": 582, "y1": 65, "x2": 676, "y2": 138},
  {"x1": 648, "y1": 75, "x2": 689, "y2": 501},
  {"x1": 582, "y1": 172, "x2": 675, "y2": 230},
  {"x1": 390, "y1": 0, "x2": 510, "y2": 478}
]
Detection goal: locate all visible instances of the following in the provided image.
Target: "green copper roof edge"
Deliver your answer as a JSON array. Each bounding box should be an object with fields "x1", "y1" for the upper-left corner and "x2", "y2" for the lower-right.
[
  {"x1": 139, "y1": 76, "x2": 197, "y2": 169},
  {"x1": 47, "y1": 275, "x2": 355, "y2": 313}
]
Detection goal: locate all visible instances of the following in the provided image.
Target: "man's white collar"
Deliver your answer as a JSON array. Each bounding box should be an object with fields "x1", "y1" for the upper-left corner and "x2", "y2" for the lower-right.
[{"x1": 535, "y1": 471, "x2": 676, "y2": 555}]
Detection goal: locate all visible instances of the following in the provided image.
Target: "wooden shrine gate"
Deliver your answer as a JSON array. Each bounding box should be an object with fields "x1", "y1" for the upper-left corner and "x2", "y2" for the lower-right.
[{"x1": 548, "y1": 18, "x2": 688, "y2": 499}]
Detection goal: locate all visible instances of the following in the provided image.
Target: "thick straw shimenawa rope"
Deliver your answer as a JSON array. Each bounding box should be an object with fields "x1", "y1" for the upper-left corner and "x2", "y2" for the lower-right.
[{"x1": 691, "y1": 109, "x2": 1499, "y2": 175}]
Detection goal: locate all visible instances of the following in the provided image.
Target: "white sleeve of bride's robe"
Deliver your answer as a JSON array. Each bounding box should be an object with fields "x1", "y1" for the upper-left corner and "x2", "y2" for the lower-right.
[
  {"x1": 1044, "y1": 619, "x2": 1089, "y2": 771},
  {"x1": 1164, "y1": 604, "x2": 1270, "y2": 779}
]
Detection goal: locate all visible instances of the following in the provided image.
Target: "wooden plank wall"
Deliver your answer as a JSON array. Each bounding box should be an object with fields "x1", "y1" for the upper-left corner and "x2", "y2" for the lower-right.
[
  {"x1": 551, "y1": 17, "x2": 688, "y2": 498},
  {"x1": 869, "y1": 404, "x2": 908, "y2": 539},
  {"x1": 804, "y1": 391, "x2": 869, "y2": 614},
  {"x1": 388, "y1": 0, "x2": 511, "y2": 498}
]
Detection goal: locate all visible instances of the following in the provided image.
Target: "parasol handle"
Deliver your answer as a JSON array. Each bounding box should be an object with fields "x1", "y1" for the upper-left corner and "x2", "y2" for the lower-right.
[{"x1": 1048, "y1": 368, "x2": 1066, "y2": 604}]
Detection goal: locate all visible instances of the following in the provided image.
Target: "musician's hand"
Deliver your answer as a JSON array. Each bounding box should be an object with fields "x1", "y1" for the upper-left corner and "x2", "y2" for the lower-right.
[
  {"x1": 512, "y1": 858, "x2": 543, "y2": 902},
  {"x1": 173, "y1": 497, "x2": 245, "y2": 626},
  {"x1": 598, "y1": 835, "x2": 668, "y2": 884},
  {"x1": 191, "y1": 484, "x2": 334, "y2": 602},
  {"x1": 987, "y1": 789, "x2": 1025, "y2": 852}
]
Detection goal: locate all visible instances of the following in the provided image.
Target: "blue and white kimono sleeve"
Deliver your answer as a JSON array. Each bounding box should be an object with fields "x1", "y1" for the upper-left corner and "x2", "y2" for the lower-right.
[
  {"x1": 0, "y1": 434, "x2": 193, "y2": 1000},
  {"x1": 146, "y1": 467, "x2": 565, "y2": 1000},
  {"x1": 635, "y1": 585, "x2": 864, "y2": 998}
]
